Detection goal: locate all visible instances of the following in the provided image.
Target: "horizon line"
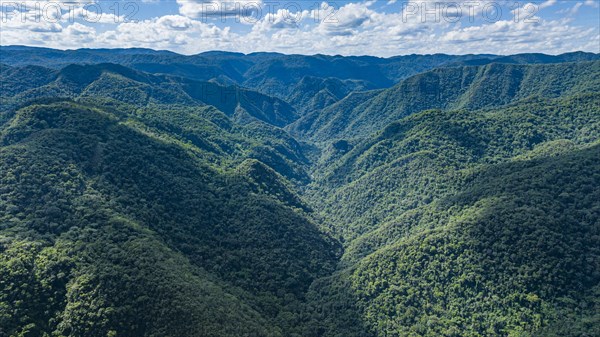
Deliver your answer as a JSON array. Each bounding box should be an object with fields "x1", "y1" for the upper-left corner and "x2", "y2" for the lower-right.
[{"x1": 2, "y1": 44, "x2": 598, "y2": 59}]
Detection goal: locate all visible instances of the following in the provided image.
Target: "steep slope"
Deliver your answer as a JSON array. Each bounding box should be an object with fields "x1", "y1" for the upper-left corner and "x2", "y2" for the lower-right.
[
  {"x1": 308, "y1": 92, "x2": 600, "y2": 241},
  {"x1": 0, "y1": 64, "x2": 311, "y2": 183},
  {"x1": 293, "y1": 61, "x2": 600, "y2": 141},
  {"x1": 287, "y1": 90, "x2": 383, "y2": 139},
  {"x1": 0, "y1": 64, "x2": 58, "y2": 98},
  {"x1": 2, "y1": 50, "x2": 600, "y2": 337},
  {"x1": 0, "y1": 100, "x2": 339, "y2": 336},
  {"x1": 286, "y1": 76, "x2": 366, "y2": 114},
  {"x1": 292, "y1": 59, "x2": 600, "y2": 337},
  {"x1": 3, "y1": 47, "x2": 597, "y2": 116},
  {"x1": 301, "y1": 87, "x2": 600, "y2": 337},
  {"x1": 179, "y1": 78, "x2": 298, "y2": 127},
  {"x1": 1, "y1": 63, "x2": 298, "y2": 127},
  {"x1": 310, "y1": 143, "x2": 600, "y2": 337},
  {"x1": 0, "y1": 46, "x2": 495, "y2": 86}
]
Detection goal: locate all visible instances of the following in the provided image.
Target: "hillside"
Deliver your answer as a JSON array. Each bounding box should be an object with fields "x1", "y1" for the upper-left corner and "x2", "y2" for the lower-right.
[
  {"x1": 0, "y1": 100, "x2": 339, "y2": 336},
  {"x1": 4, "y1": 47, "x2": 596, "y2": 113},
  {"x1": 0, "y1": 46, "x2": 497, "y2": 89},
  {"x1": 0, "y1": 63, "x2": 299, "y2": 128},
  {"x1": 307, "y1": 92, "x2": 600, "y2": 242},
  {"x1": 0, "y1": 49, "x2": 599, "y2": 337},
  {"x1": 309, "y1": 143, "x2": 600, "y2": 337},
  {"x1": 299, "y1": 85, "x2": 600, "y2": 336},
  {"x1": 291, "y1": 61, "x2": 600, "y2": 141}
]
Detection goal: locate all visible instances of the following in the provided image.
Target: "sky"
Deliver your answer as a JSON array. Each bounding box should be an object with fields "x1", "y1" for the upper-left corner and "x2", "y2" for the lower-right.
[{"x1": 1, "y1": 0, "x2": 599, "y2": 56}]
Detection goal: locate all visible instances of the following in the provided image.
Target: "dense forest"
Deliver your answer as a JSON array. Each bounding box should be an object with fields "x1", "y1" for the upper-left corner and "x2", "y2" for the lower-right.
[{"x1": 0, "y1": 47, "x2": 599, "y2": 337}]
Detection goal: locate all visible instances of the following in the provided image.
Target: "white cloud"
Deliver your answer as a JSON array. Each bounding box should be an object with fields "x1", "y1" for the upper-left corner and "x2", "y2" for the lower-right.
[
  {"x1": 539, "y1": 0, "x2": 558, "y2": 9},
  {"x1": 92, "y1": 15, "x2": 238, "y2": 52},
  {"x1": 177, "y1": 0, "x2": 264, "y2": 19},
  {"x1": 65, "y1": 5, "x2": 124, "y2": 24},
  {"x1": 251, "y1": 8, "x2": 308, "y2": 33},
  {"x1": 584, "y1": 0, "x2": 599, "y2": 7},
  {"x1": 561, "y1": 2, "x2": 583, "y2": 15},
  {"x1": 439, "y1": 17, "x2": 598, "y2": 55},
  {"x1": 0, "y1": 1, "x2": 598, "y2": 56},
  {"x1": 317, "y1": 2, "x2": 373, "y2": 36}
]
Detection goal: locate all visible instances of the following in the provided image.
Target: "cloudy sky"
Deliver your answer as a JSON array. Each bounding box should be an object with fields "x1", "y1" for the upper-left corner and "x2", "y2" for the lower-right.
[{"x1": 1, "y1": 0, "x2": 599, "y2": 56}]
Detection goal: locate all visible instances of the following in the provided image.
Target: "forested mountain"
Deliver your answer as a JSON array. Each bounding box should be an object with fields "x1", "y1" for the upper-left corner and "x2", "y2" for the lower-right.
[
  {"x1": 3, "y1": 46, "x2": 597, "y2": 113},
  {"x1": 311, "y1": 142, "x2": 600, "y2": 337},
  {"x1": 0, "y1": 48, "x2": 599, "y2": 337},
  {"x1": 0, "y1": 63, "x2": 298, "y2": 127},
  {"x1": 0, "y1": 46, "x2": 495, "y2": 88},
  {"x1": 446, "y1": 51, "x2": 600, "y2": 66},
  {"x1": 0, "y1": 100, "x2": 339, "y2": 337},
  {"x1": 306, "y1": 92, "x2": 600, "y2": 241},
  {"x1": 290, "y1": 61, "x2": 600, "y2": 141}
]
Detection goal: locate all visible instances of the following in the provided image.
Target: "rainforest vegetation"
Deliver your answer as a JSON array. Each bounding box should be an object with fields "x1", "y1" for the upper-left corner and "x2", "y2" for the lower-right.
[{"x1": 0, "y1": 47, "x2": 598, "y2": 337}]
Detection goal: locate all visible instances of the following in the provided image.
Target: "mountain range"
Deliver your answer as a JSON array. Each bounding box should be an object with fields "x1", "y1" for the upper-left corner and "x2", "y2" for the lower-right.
[{"x1": 0, "y1": 46, "x2": 599, "y2": 337}]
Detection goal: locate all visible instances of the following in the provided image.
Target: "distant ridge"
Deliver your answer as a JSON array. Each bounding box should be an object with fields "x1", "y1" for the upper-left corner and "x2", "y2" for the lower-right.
[{"x1": 290, "y1": 60, "x2": 600, "y2": 140}]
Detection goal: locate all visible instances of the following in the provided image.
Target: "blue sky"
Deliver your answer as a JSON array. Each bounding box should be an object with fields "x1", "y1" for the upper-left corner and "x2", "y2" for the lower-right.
[{"x1": 1, "y1": 1, "x2": 599, "y2": 56}]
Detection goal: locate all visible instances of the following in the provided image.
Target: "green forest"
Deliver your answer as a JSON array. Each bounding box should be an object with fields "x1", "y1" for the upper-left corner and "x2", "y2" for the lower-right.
[{"x1": 0, "y1": 47, "x2": 599, "y2": 337}]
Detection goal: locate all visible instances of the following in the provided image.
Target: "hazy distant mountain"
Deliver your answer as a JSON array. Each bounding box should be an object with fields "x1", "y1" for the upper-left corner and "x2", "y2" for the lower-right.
[{"x1": 0, "y1": 46, "x2": 508, "y2": 101}]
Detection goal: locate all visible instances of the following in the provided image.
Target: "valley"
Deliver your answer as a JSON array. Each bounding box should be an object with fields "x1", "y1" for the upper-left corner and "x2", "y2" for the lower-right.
[{"x1": 0, "y1": 47, "x2": 599, "y2": 337}]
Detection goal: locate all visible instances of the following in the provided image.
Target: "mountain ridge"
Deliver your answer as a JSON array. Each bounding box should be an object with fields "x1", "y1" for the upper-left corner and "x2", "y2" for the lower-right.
[
  {"x1": 0, "y1": 48, "x2": 599, "y2": 337},
  {"x1": 291, "y1": 60, "x2": 600, "y2": 141}
]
